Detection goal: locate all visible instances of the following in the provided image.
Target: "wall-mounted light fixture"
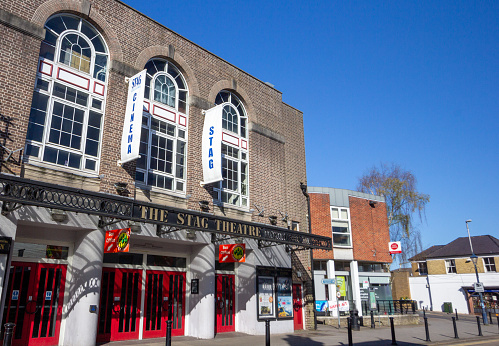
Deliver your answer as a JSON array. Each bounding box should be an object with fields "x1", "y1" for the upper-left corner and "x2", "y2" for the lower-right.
[
  {"x1": 128, "y1": 220, "x2": 141, "y2": 233},
  {"x1": 369, "y1": 200, "x2": 377, "y2": 208},
  {"x1": 198, "y1": 200, "x2": 210, "y2": 211},
  {"x1": 186, "y1": 230, "x2": 197, "y2": 240},
  {"x1": 268, "y1": 215, "x2": 277, "y2": 225},
  {"x1": 50, "y1": 209, "x2": 68, "y2": 222},
  {"x1": 114, "y1": 182, "x2": 128, "y2": 195}
]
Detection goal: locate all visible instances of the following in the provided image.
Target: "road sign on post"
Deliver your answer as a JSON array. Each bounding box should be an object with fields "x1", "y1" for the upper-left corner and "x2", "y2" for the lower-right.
[
  {"x1": 321, "y1": 278, "x2": 335, "y2": 285},
  {"x1": 474, "y1": 282, "x2": 484, "y2": 293}
]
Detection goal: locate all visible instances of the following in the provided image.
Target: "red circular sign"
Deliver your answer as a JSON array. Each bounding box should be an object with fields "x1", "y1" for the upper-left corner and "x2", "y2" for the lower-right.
[{"x1": 391, "y1": 243, "x2": 398, "y2": 250}]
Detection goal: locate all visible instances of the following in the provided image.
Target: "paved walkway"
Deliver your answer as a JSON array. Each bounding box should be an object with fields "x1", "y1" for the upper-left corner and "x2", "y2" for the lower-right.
[{"x1": 103, "y1": 311, "x2": 499, "y2": 346}]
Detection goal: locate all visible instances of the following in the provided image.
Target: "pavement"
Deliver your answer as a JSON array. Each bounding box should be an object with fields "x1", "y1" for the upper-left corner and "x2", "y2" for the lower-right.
[{"x1": 102, "y1": 311, "x2": 499, "y2": 346}]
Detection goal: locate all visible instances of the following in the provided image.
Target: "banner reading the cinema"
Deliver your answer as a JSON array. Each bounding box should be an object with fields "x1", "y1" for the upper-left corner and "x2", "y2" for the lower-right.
[
  {"x1": 119, "y1": 69, "x2": 147, "y2": 165},
  {"x1": 104, "y1": 228, "x2": 131, "y2": 253},
  {"x1": 201, "y1": 104, "x2": 223, "y2": 185}
]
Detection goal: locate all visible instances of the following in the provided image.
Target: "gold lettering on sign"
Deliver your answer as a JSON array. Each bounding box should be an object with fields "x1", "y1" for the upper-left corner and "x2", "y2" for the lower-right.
[
  {"x1": 177, "y1": 213, "x2": 185, "y2": 225},
  {"x1": 215, "y1": 219, "x2": 222, "y2": 231},
  {"x1": 201, "y1": 217, "x2": 209, "y2": 228}
]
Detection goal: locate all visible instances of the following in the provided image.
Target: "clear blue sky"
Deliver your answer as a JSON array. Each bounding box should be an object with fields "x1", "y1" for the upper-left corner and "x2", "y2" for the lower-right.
[{"x1": 122, "y1": 0, "x2": 499, "y2": 249}]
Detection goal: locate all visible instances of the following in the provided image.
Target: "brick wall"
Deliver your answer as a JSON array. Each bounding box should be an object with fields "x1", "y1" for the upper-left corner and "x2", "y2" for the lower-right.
[
  {"x1": 391, "y1": 270, "x2": 411, "y2": 300},
  {"x1": 310, "y1": 193, "x2": 333, "y2": 260},
  {"x1": 350, "y1": 196, "x2": 392, "y2": 263},
  {"x1": 427, "y1": 259, "x2": 446, "y2": 275}
]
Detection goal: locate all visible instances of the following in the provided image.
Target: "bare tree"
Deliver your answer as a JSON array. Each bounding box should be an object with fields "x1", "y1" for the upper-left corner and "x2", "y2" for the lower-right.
[{"x1": 357, "y1": 163, "x2": 430, "y2": 267}]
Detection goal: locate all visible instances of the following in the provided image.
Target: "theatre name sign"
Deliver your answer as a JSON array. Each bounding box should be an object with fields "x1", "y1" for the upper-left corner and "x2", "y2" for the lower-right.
[{"x1": 0, "y1": 174, "x2": 332, "y2": 250}]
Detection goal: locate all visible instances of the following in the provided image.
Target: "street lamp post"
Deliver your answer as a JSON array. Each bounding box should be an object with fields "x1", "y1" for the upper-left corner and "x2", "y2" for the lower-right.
[{"x1": 466, "y1": 220, "x2": 488, "y2": 324}]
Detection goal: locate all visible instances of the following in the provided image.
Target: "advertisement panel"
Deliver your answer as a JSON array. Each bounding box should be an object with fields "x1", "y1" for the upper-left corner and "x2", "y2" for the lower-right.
[
  {"x1": 257, "y1": 276, "x2": 275, "y2": 319},
  {"x1": 219, "y1": 244, "x2": 246, "y2": 263},
  {"x1": 277, "y1": 277, "x2": 293, "y2": 319},
  {"x1": 104, "y1": 228, "x2": 131, "y2": 253}
]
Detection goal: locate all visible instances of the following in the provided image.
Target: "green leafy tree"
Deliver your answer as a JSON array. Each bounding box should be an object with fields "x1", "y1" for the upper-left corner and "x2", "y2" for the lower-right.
[{"x1": 357, "y1": 163, "x2": 430, "y2": 267}]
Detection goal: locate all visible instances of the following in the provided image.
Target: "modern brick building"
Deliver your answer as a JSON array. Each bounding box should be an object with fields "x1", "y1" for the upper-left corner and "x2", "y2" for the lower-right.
[
  {"x1": 308, "y1": 187, "x2": 392, "y2": 316},
  {"x1": 0, "y1": 1, "x2": 331, "y2": 344}
]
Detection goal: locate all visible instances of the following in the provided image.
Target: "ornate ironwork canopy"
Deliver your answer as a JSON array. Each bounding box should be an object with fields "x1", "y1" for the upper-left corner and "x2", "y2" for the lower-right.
[{"x1": 0, "y1": 174, "x2": 332, "y2": 250}]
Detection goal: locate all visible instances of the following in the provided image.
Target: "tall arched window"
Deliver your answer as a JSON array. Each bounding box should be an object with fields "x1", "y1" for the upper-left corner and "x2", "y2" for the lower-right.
[
  {"x1": 135, "y1": 59, "x2": 188, "y2": 194},
  {"x1": 214, "y1": 91, "x2": 249, "y2": 207},
  {"x1": 25, "y1": 14, "x2": 109, "y2": 173}
]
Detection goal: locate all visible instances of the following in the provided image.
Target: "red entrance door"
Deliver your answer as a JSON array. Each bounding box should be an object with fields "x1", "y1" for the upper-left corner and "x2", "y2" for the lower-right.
[
  {"x1": 292, "y1": 284, "x2": 303, "y2": 330},
  {"x1": 215, "y1": 274, "x2": 235, "y2": 333},
  {"x1": 2, "y1": 262, "x2": 66, "y2": 346},
  {"x1": 97, "y1": 268, "x2": 141, "y2": 342},
  {"x1": 143, "y1": 270, "x2": 185, "y2": 339}
]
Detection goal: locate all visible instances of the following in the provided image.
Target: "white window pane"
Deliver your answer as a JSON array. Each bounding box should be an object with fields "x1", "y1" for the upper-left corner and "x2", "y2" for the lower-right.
[{"x1": 331, "y1": 208, "x2": 339, "y2": 219}]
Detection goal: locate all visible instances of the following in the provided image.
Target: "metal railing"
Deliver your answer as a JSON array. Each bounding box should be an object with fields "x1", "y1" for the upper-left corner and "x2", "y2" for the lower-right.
[{"x1": 361, "y1": 300, "x2": 417, "y2": 315}]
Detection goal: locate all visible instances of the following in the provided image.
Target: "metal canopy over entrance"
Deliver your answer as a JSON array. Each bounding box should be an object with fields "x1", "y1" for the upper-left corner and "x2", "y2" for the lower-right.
[{"x1": 0, "y1": 174, "x2": 332, "y2": 250}]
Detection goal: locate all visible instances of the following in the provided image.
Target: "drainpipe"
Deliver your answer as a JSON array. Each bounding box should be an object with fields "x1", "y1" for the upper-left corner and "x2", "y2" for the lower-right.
[{"x1": 300, "y1": 182, "x2": 317, "y2": 330}]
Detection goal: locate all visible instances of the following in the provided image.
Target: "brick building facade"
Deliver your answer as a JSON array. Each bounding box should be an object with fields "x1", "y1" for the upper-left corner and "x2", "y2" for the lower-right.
[
  {"x1": 0, "y1": 1, "x2": 330, "y2": 344},
  {"x1": 308, "y1": 187, "x2": 392, "y2": 316}
]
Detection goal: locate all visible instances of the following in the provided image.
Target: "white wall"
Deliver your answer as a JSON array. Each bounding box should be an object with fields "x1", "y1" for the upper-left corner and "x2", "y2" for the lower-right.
[{"x1": 410, "y1": 273, "x2": 499, "y2": 313}]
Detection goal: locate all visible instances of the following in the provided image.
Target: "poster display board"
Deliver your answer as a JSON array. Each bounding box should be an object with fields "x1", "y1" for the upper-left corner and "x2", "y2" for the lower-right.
[
  {"x1": 276, "y1": 277, "x2": 293, "y2": 319},
  {"x1": 258, "y1": 276, "x2": 275, "y2": 319},
  {"x1": 256, "y1": 266, "x2": 293, "y2": 321}
]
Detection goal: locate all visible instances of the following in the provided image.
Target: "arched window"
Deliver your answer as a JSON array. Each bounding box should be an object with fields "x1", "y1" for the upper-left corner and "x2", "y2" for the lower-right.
[
  {"x1": 25, "y1": 14, "x2": 109, "y2": 173},
  {"x1": 214, "y1": 91, "x2": 249, "y2": 207},
  {"x1": 135, "y1": 59, "x2": 188, "y2": 194}
]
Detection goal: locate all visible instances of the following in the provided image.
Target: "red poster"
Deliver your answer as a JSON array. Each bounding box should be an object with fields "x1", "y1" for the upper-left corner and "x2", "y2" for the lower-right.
[
  {"x1": 104, "y1": 228, "x2": 131, "y2": 253},
  {"x1": 219, "y1": 244, "x2": 246, "y2": 263}
]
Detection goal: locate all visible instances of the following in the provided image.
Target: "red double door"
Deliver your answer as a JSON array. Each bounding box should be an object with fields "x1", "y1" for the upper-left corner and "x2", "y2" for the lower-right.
[
  {"x1": 97, "y1": 268, "x2": 185, "y2": 342},
  {"x1": 1, "y1": 262, "x2": 67, "y2": 346},
  {"x1": 215, "y1": 274, "x2": 235, "y2": 334}
]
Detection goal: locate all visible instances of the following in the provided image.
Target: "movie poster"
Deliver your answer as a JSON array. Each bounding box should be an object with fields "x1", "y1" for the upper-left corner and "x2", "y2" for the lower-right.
[
  {"x1": 258, "y1": 276, "x2": 275, "y2": 319},
  {"x1": 277, "y1": 277, "x2": 293, "y2": 318}
]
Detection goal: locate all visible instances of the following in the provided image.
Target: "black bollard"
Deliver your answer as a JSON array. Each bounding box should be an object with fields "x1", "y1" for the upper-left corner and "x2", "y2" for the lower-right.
[
  {"x1": 476, "y1": 316, "x2": 482, "y2": 336},
  {"x1": 3, "y1": 323, "x2": 16, "y2": 346},
  {"x1": 352, "y1": 309, "x2": 360, "y2": 331},
  {"x1": 423, "y1": 307, "x2": 426, "y2": 319},
  {"x1": 455, "y1": 308, "x2": 458, "y2": 321},
  {"x1": 452, "y1": 317, "x2": 459, "y2": 339},
  {"x1": 347, "y1": 317, "x2": 353, "y2": 346},
  {"x1": 265, "y1": 320, "x2": 270, "y2": 346},
  {"x1": 424, "y1": 317, "x2": 431, "y2": 342},
  {"x1": 489, "y1": 311, "x2": 493, "y2": 325},
  {"x1": 165, "y1": 320, "x2": 172, "y2": 346},
  {"x1": 371, "y1": 310, "x2": 375, "y2": 329},
  {"x1": 497, "y1": 315, "x2": 499, "y2": 331},
  {"x1": 390, "y1": 317, "x2": 397, "y2": 345}
]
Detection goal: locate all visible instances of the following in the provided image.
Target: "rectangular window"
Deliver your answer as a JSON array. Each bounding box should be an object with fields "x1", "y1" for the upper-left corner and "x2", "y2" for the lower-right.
[
  {"x1": 483, "y1": 257, "x2": 496, "y2": 272},
  {"x1": 216, "y1": 144, "x2": 248, "y2": 207},
  {"x1": 445, "y1": 259, "x2": 457, "y2": 274},
  {"x1": 136, "y1": 114, "x2": 185, "y2": 193},
  {"x1": 331, "y1": 207, "x2": 351, "y2": 247},
  {"x1": 418, "y1": 262, "x2": 428, "y2": 275}
]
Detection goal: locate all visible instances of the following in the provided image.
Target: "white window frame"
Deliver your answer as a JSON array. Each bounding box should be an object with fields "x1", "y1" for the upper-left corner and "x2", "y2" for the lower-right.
[
  {"x1": 213, "y1": 91, "x2": 249, "y2": 209},
  {"x1": 135, "y1": 59, "x2": 188, "y2": 195},
  {"x1": 445, "y1": 259, "x2": 457, "y2": 274},
  {"x1": 331, "y1": 206, "x2": 352, "y2": 247},
  {"x1": 483, "y1": 257, "x2": 496, "y2": 272},
  {"x1": 25, "y1": 14, "x2": 108, "y2": 175},
  {"x1": 417, "y1": 262, "x2": 428, "y2": 275}
]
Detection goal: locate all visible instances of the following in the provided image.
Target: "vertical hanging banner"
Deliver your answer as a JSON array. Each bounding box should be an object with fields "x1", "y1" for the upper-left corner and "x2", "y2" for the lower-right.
[
  {"x1": 104, "y1": 228, "x2": 131, "y2": 253},
  {"x1": 119, "y1": 69, "x2": 147, "y2": 165},
  {"x1": 201, "y1": 104, "x2": 223, "y2": 185}
]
